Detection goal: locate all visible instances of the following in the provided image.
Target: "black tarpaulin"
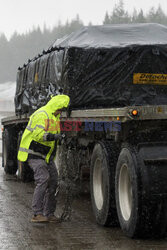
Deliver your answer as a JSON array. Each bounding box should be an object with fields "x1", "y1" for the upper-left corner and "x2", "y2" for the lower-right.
[
  {"x1": 15, "y1": 23, "x2": 167, "y2": 115},
  {"x1": 52, "y1": 23, "x2": 167, "y2": 48}
]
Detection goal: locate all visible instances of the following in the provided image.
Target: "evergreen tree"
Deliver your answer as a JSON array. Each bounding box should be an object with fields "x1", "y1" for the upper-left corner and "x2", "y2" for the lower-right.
[
  {"x1": 136, "y1": 9, "x2": 146, "y2": 23},
  {"x1": 103, "y1": 11, "x2": 111, "y2": 24},
  {"x1": 132, "y1": 8, "x2": 138, "y2": 23},
  {"x1": 155, "y1": 5, "x2": 167, "y2": 24},
  {"x1": 147, "y1": 7, "x2": 157, "y2": 23},
  {"x1": 0, "y1": 34, "x2": 13, "y2": 81},
  {"x1": 110, "y1": 0, "x2": 130, "y2": 24},
  {"x1": 68, "y1": 14, "x2": 84, "y2": 33}
]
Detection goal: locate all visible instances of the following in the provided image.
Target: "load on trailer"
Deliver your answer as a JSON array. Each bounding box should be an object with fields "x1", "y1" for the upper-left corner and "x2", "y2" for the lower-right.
[
  {"x1": 15, "y1": 23, "x2": 167, "y2": 113},
  {"x1": 2, "y1": 23, "x2": 167, "y2": 238}
]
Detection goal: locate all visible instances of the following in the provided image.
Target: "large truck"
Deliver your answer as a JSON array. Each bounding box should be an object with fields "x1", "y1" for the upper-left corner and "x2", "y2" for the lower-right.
[{"x1": 2, "y1": 23, "x2": 167, "y2": 238}]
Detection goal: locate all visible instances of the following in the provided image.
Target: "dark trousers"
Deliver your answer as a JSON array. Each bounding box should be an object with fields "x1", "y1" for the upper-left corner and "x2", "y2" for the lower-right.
[{"x1": 28, "y1": 158, "x2": 58, "y2": 216}]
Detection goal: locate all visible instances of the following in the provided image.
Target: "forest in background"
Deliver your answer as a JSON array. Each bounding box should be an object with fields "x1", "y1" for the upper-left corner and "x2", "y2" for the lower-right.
[{"x1": 0, "y1": 0, "x2": 167, "y2": 83}]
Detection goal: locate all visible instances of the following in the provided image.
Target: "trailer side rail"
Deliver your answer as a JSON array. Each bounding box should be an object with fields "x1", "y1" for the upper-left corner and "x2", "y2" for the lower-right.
[{"x1": 2, "y1": 105, "x2": 167, "y2": 126}]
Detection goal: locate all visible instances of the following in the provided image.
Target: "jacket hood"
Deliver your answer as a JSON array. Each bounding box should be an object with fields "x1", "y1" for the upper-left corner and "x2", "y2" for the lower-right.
[{"x1": 45, "y1": 95, "x2": 70, "y2": 113}]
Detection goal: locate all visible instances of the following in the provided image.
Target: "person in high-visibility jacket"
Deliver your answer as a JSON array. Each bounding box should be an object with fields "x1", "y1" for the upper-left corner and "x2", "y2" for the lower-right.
[{"x1": 18, "y1": 94, "x2": 70, "y2": 223}]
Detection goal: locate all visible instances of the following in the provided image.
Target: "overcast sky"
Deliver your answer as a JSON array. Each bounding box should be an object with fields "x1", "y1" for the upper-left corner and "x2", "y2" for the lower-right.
[{"x1": 0, "y1": 0, "x2": 167, "y2": 39}]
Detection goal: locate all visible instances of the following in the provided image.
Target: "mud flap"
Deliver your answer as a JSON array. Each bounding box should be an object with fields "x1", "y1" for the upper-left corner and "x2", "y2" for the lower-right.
[
  {"x1": 2, "y1": 128, "x2": 18, "y2": 175},
  {"x1": 138, "y1": 142, "x2": 167, "y2": 197}
]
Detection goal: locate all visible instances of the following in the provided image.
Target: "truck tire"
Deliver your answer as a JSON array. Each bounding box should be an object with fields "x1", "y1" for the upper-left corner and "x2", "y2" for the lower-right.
[
  {"x1": 115, "y1": 144, "x2": 167, "y2": 238},
  {"x1": 17, "y1": 132, "x2": 33, "y2": 182},
  {"x1": 90, "y1": 141, "x2": 119, "y2": 226},
  {"x1": 2, "y1": 128, "x2": 18, "y2": 175}
]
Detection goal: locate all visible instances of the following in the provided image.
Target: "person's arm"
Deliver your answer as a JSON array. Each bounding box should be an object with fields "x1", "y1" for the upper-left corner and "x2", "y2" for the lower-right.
[
  {"x1": 30, "y1": 112, "x2": 63, "y2": 142},
  {"x1": 30, "y1": 112, "x2": 49, "y2": 142}
]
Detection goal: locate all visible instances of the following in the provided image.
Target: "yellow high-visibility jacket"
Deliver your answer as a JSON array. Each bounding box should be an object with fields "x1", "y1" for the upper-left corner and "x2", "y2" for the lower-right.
[{"x1": 17, "y1": 95, "x2": 70, "y2": 163}]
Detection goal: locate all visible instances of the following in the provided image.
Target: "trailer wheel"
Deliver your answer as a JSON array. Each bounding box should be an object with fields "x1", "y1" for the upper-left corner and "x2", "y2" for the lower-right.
[
  {"x1": 2, "y1": 128, "x2": 17, "y2": 175},
  {"x1": 115, "y1": 144, "x2": 167, "y2": 238},
  {"x1": 17, "y1": 132, "x2": 33, "y2": 182},
  {"x1": 90, "y1": 141, "x2": 119, "y2": 226}
]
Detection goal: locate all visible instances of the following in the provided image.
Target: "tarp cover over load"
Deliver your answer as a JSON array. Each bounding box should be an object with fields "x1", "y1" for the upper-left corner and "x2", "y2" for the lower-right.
[{"x1": 15, "y1": 23, "x2": 167, "y2": 115}]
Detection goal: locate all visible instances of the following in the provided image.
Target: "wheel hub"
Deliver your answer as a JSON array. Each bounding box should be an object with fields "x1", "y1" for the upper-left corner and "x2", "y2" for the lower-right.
[
  {"x1": 119, "y1": 163, "x2": 132, "y2": 221},
  {"x1": 93, "y1": 158, "x2": 104, "y2": 210}
]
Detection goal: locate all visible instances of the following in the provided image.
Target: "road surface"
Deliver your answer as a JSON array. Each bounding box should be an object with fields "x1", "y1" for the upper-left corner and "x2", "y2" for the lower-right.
[
  {"x1": 0, "y1": 157, "x2": 167, "y2": 249},
  {"x1": 1, "y1": 110, "x2": 167, "y2": 249}
]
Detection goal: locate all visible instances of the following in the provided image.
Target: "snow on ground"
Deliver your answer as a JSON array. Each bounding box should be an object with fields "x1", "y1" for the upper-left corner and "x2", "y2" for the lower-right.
[
  {"x1": 0, "y1": 82, "x2": 16, "y2": 101},
  {"x1": 0, "y1": 82, "x2": 16, "y2": 152},
  {"x1": 0, "y1": 82, "x2": 16, "y2": 112}
]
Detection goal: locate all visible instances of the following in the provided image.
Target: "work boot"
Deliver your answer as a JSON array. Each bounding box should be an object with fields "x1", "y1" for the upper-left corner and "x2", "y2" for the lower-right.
[
  {"x1": 31, "y1": 214, "x2": 49, "y2": 223},
  {"x1": 47, "y1": 215, "x2": 61, "y2": 223}
]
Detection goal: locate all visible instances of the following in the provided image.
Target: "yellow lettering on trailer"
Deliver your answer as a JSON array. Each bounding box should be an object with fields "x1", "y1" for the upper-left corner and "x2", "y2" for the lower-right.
[{"x1": 133, "y1": 73, "x2": 167, "y2": 85}]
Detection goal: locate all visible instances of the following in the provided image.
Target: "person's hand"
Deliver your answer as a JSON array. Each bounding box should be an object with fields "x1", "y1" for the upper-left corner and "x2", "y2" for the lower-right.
[
  {"x1": 44, "y1": 133, "x2": 66, "y2": 142},
  {"x1": 59, "y1": 133, "x2": 66, "y2": 144},
  {"x1": 61, "y1": 133, "x2": 66, "y2": 139},
  {"x1": 54, "y1": 133, "x2": 63, "y2": 140},
  {"x1": 54, "y1": 133, "x2": 66, "y2": 143}
]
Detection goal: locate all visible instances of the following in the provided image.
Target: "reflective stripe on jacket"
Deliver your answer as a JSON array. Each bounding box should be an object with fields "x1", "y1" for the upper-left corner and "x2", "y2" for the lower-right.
[{"x1": 17, "y1": 95, "x2": 70, "y2": 163}]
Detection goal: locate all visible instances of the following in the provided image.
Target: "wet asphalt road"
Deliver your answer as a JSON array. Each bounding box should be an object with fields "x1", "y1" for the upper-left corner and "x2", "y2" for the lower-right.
[{"x1": 0, "y1": 158, "x2": 167, "y2": 249}]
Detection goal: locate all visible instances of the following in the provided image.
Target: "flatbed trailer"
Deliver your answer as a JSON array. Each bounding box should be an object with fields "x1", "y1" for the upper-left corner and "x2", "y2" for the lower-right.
[{"x1": 2, "y1": 104, "x2": 167, "y2": 238}]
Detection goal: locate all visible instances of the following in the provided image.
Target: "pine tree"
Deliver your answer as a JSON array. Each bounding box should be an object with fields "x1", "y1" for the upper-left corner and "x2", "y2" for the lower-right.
[
  {"x1": 132, "y1": 8, "x2": 138, "y2": 23},
  {"x1": 155, "y1": 5, "x2": 167, "y2": 24},
  {"x1": 103, "y1": 11, "x2": 111, "y2": 24},
  {"x1": 136, "y1": 9, "x2": 146, "y2": 23},
  {"x1": 147, "y1": 7, "x2": 157, "y2": 23},
  {"x1": 110, "y1": 0, "x2": 130, "y2": 24}
]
